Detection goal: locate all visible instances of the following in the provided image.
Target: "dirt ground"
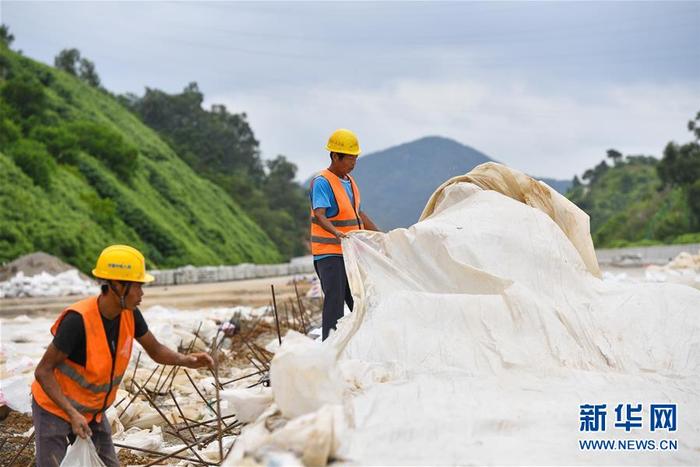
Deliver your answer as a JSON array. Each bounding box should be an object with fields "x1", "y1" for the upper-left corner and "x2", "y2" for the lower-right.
[
  {"x1": 0, "y1": 274, "x2": 315, "y2": 318},
  {"x1": 1, "y1": 411, "x2": 35, "y2": 466}
]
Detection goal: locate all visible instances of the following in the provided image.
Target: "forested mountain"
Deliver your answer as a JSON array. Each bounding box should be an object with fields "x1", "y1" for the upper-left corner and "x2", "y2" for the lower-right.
[
  {"x1": 122, "y1": 84, "x2": 309, "y2": 258},
  {"x1": 566, "y1": 115, "x2": 700, "y2": 247},
  {"x1": 0, "y1": 37, "x2": 281, "y2": 272}
]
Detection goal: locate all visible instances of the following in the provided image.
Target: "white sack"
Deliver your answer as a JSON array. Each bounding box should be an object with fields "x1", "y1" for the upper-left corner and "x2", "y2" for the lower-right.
[
  {"x1": 270, "y1": 332, "x2": 343, "y2": 419},
  {"x1": 220, "y1": 386, "x2": 273, "y2": 423},
  {"x1": 114, "y1": 426, "x2": 163, "y2": 452},
  {"x1": 59, "y1": 438, "x2": 106, "y2": 467},
  {"x1": 1, "y1": 375, "x2": 32, "y2": 413}
]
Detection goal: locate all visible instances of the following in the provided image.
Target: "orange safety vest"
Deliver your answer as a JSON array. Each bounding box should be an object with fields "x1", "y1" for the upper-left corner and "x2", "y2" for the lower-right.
[
  {"x1": 31, "y1": 296, "x2": 135, "y2": 423},
  {"x1": 310, "y1": 169, "x2": 364, "y2": 255}
]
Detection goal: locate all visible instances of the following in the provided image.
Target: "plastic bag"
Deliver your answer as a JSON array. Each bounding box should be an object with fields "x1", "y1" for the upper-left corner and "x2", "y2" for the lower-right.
[{"x1": 59, "y1": 437, "x2": 106, "y2": 467}]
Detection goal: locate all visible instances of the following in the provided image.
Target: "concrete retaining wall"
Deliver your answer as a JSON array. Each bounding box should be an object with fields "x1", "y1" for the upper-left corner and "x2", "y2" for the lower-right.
[{"x1": 149, "y1": 255, "x2": 315, "y2": 286}]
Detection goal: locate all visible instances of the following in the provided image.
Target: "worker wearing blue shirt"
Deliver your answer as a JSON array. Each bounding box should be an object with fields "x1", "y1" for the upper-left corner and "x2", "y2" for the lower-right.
[{"x1": 309, "y1": 129, "x2": 379, "y2": 340}]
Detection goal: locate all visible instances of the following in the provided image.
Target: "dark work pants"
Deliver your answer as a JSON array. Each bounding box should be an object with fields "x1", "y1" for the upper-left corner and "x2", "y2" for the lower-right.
[
  {"x1": 314, "y1": 256, "x2": 354, "y2": 340},
  {"x1": 32, "y1": 398, "x2": 119, "y2": 467}
]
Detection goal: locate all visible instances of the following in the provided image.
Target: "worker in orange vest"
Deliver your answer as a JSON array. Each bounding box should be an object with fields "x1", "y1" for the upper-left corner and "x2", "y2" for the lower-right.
[
  {"x1": 31, "y1": 245, "x2": 214, "y2": 467},
  {"x1": 310, "y1": 129, "x2": 380, "y2": 340}
]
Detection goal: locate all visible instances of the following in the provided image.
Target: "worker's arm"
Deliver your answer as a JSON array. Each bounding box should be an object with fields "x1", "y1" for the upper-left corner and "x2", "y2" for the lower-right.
[
  {"x1": 359, "y1": 210, "x2": 380, "y2": 231},
  {"x1": 34, "y1": 344, "x2": 92, "y2": 439},
  {"x1": 137, "y1": 331, "x2": 214, "y2": 369},
  {"x1": 313, "y1": 207, "x2": 348, "y2": 238}
]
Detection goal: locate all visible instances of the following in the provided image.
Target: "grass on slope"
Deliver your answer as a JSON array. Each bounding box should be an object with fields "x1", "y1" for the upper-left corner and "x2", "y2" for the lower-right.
[{"x1": 0, "y1": 46, "x2": 281, "y2": 272}]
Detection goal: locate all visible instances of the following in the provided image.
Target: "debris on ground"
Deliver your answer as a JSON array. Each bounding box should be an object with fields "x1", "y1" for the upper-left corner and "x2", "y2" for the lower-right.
[
  {"x1": 0, "y1": 280, "x2": 319, "y2": 466},
  {"x1": 0, "y1": 410, "x2": 34, "y2": 466}
]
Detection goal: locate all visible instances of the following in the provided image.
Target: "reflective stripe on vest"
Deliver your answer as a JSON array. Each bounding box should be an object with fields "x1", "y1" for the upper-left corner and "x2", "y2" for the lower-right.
[
  {"x1": 31, "y1": 296, "x2": 135, "y2": 423},
  {"x1": 311, "y1": 236, "x2": 341, "y2": 245},
  {"x1": 311, "y1": 217, "x2": 360, "y2": 228},
  {"x1": 66, "y1": 396, "x2": 103, "y2": 415},
  {"x1": 309, "y1": 170, "x2": 363, "y2": 255},
  {"x1": 56, "y1": 362, "x2": 125, "y2": 394}
]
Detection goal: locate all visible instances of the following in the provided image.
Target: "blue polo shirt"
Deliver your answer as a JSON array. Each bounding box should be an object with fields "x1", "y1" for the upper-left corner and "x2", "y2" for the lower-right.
[{"x1": 310, "y1": 175, "x2": 359, "y2": 261}]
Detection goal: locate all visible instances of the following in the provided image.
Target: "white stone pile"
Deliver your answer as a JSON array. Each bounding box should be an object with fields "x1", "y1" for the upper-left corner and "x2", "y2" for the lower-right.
[{"x1": 0, "y1": 270, "x2": 99, "y2": 299}]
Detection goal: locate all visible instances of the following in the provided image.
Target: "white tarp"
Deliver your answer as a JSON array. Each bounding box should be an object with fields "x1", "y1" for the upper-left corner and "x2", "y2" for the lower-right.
[{"x1": 233, "y1": 164, "x2": 700, "y2": 465}]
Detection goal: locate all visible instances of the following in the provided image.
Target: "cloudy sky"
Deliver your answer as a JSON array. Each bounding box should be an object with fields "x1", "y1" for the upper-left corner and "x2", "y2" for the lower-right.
[{"x1": 3, "y1": 1, "x2": 698, "y2": 180}]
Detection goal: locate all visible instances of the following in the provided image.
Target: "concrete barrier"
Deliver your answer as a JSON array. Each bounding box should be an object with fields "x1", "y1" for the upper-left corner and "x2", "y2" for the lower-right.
[
  {"x1": 149, "y1": 255, "x2": 315, "y2": 286},
  {"x1": 596, "y1": 243, "x2": 700, "y2": 266}
]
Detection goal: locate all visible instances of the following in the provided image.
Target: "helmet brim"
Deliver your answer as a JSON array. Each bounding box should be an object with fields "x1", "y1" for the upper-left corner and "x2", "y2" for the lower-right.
[
  {"x1": 92, "y1": 269, "x2": 155, "y2": 283},
  {"x1": 326, "y1": 145, "x2": 361, "y2": 156}
]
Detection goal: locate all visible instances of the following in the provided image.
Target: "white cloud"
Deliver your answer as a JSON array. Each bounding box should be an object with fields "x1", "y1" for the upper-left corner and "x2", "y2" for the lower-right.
[{"x1": 209, "y1": 79, "x2": 698, "y2": 181}]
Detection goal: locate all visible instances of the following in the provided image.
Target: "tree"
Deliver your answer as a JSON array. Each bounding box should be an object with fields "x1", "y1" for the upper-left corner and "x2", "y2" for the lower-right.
[
  {"x1": 0, "y1": 24, "x2": 14, "y2": 47},
  {"x1": 127, "y1": 82, "x2": 309, "y2": 258},
  {"x1": 657, "y1": 110, "x2": 700, "y2": 227},
  {"x1": 592, "y1": 160, "x2": 609, "y2": 181},
  {"x1": 54, "y1": 49, "x2": 101, "y2": 87},
  {"x1": 687, "y1": 180, "x2": 700, "y2": 228},
  {"x1": 606, "y1": 149, "x2": 623, "y2": 166},
  {"x1": 54, "y1": 48, "x2": 81, "y2": 75},
  {"x1": 658, "y1": 141, "x2": 700, "y2": 187},
  {"x1": 78, "y1": 58, "x2": 100, "y2": 87},
  {"x1": 572, "y1": 175, "x2": 582, "y2": 188},
  {"x1": 688, "y1": 111, "x2": 700, "y2": 141}
]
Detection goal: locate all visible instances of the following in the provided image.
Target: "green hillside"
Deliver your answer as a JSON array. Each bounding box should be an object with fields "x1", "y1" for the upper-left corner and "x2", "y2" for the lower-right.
[
  {"x1": 0, "y1": 45, "x2": 281, "y2": 273},
  {"x1": 567, "y1": 143, "x2": 700, "y2": 248}
]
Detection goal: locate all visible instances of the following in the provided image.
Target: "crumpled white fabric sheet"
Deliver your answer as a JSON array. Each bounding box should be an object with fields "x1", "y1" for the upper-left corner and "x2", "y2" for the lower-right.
[{"x1": 238, "y1": 179, "x2": 700, "y2": 465}]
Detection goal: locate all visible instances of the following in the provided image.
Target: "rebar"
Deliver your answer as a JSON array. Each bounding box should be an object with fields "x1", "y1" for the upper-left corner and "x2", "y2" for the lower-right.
[
  {"x1": 169, "y1": 390, "x2": 197, "y2": 443},
  {"x1": 288, "y1": 298, "x2": 301, "y2": 332},
  {"x1": 152, "y1": 363, "x2": 167, "y2": 393},
  {"x1": 162, "y1": 321, "x2": 203, "y2": 393},
  {"x1": 184, "y1": 369, "x2": 215, "y2": 413},
  {"x1": 119, "y1": 364, "x2": 160, "y2": 418},
  {"x1": 293, "y1": 278, "x2": 307, "y2": 330},
  {"x1": 246, "y1": 355, "x2": 264, "y2": 373},
  {"x1": 132, "y1": 381, "x2": 210, "y2": 466},
  {"x1": 174, "y1": 413, "x2": 238, "y2": 433},
  {"x1": 245, "y1": 342, "x2": 270, "y2": 370},
  {"x1": 142, "y1": 423, "x2": 240, "y2": 467},
  {"x1": 129, "y1": 350, "x2": 142, "y2": 392},
  {"x1": 270, "y1": 285, "x2": 282, "y2": 345},
  {"x1": 213, "y1": 348, "x2": 224, "y2": 463},
  {"x1": 220, "y1": 369, "x2": 264, "y2": 387}
]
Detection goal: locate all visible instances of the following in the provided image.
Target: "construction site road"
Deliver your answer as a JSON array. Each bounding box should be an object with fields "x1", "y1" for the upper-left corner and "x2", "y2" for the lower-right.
[{"x1": 0, "y1": 274, "x2": 313, "y2": 318}]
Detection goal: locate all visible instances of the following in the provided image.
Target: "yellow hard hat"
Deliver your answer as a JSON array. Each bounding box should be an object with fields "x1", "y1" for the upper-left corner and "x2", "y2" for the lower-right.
[
  {"x1": 325, "y1": 128, "x2": 361, "y2": 156},
  {"x1": 92, "y1": 244, "x2": 154, "y2": 283}
]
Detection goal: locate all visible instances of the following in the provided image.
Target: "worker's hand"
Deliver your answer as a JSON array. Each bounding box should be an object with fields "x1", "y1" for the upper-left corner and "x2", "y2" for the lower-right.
[
  {"x1": 69, "y1": 412, "x2": 92, "y2": 439},
  {"x1": 182, "y1": 352, "x2": 215, "y2": 369},
  {"x1": 335, "y1": 230, "x2": 348, "y2": 239}
]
